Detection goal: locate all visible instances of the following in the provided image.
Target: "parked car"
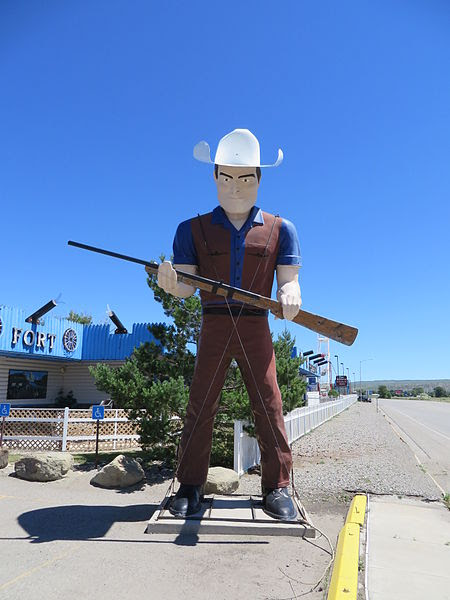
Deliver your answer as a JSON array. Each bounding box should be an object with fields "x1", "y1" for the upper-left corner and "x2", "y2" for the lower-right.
[{"x1": 358, "y1": 393, "x2": 371, "y2": 402}]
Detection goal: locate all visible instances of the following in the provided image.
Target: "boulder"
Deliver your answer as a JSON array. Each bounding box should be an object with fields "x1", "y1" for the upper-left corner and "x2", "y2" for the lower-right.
[
  {"x1": 90, "y1": 454, "x2": 145, "y2": 489},
  {"x1": 203, "y1": 466, "x2": 239, "y2": 494},
  {"x1": 0, "y1": 448, "x2": 9, "y2": 469},
  {"x1": 15, "y1": 452, "x2": 73, "y2": 481}
]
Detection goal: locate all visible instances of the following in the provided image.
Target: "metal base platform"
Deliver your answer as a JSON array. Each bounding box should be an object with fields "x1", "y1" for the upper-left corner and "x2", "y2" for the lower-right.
[{"x1": 146, "y1": 493, "x2": 316, "y2": 537}]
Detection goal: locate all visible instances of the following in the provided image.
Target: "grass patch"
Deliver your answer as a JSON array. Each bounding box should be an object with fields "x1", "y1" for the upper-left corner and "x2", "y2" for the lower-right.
[
  {"x1": 71, "y1": 448, "x2": 175, "y2": 470},
  {"x1": 6, "y1": 449, "x2": 174, "y2": 471},
  {"x1": 443, "y1": 493, "x2": 450, "y2": 511},
  {"x1": 7, "y1": 453, "x2": 24, "y2": 464},
  {"x1": 72, "y1": 449, "x2": 142, "y2": 466}
]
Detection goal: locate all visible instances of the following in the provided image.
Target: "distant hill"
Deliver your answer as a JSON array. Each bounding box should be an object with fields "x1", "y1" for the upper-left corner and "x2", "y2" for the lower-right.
[{"x1": 358, "y1": 379, "x2": 450, "y2": 393}]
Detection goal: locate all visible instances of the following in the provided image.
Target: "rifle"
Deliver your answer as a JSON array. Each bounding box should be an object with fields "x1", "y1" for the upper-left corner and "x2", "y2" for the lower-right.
[{"x1": 68, "y1": 240, "x2": 358, "y2": 346}]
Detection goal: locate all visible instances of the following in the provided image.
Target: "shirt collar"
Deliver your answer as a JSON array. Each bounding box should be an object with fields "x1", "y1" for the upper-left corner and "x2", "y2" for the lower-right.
[{"x1": 211, "y1": 205, "x2": 264, "y2": 228}]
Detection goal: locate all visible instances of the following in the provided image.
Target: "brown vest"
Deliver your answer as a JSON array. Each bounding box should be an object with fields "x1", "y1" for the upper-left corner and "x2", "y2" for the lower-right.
[{"x1": 191, "y1": 211, "x2": 281, "y2": 305}]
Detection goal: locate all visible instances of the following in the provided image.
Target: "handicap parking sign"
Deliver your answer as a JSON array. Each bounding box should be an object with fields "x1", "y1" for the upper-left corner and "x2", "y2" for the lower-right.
[
  {"x1": 0, "y1": 403, "x2": 11, "y2": 417},
  {"x1": 92, "y1": 405, "x2": 105, "y2": 420}
]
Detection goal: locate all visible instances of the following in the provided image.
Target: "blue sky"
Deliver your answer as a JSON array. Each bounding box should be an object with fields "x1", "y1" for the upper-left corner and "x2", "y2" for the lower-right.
[{"x1": 1, "y1": 1, "x2": 449, "y2": 381}]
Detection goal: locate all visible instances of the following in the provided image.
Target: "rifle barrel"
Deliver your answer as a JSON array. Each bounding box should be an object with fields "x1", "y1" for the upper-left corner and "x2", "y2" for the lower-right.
[
  {"x1": 67, "y1": 240, "x2": 259, "y2": 300},
  {"x1": 68, "y1": 241, "x2": 159, "y2": 270},
  {"x1": 67, "y1": 239, "x2": 358, "y2": 346}
]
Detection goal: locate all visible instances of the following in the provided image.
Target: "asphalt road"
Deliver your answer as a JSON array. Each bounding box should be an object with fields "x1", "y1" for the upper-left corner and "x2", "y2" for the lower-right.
[{"x1": 378, "y1": 398, "x2": 450, "y2": 494}]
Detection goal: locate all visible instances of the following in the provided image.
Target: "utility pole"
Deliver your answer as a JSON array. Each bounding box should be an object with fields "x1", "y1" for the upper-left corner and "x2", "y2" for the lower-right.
[
  {"x1": 317, "y1": 335, "x2": 330, "y2": 393},
  {"x1": 359, "y1": 358, "x2": 373, "y2": 398}
]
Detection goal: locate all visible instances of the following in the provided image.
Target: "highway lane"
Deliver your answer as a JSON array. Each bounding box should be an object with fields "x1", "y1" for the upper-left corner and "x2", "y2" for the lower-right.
[{"x1": 378, "y1": 398, "x2": 450, "y2": 494}]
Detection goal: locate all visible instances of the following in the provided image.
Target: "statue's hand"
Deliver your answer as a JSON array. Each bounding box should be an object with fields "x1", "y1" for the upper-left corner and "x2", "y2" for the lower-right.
[
  {"x1": 157, "y1": 261, "x2": 179, "y2": 295},
  {"x1": 277, "y1": 280, "x2": 302, "y2": 321}
]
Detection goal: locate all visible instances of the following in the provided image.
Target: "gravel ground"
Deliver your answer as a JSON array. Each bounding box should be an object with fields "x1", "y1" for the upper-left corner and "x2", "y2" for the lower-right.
[{"x1": 237, "y1": 401, "x2": 442, "y2": 503}]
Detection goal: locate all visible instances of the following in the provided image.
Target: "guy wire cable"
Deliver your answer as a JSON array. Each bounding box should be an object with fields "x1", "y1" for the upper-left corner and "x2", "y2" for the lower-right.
[{"x1": 164, "y1": 213, "x2": 336, "y2": 594}]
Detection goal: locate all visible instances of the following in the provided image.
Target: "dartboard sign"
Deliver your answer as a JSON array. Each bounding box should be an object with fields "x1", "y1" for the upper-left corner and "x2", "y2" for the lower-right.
[{"x1": 63, "y1": 328, "x2": 78, "y2": 352}]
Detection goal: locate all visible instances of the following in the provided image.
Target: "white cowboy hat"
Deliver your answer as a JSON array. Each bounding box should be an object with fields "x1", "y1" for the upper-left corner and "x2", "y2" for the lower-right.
[{"x1": 193, "y1": 128, "x2": 283, "y2": 168}]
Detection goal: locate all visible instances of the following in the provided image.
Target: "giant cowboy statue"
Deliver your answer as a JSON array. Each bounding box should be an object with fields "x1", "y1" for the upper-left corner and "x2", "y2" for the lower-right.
[{"x1": 158, "y1": 129, "x2": 302, "y2": 521}]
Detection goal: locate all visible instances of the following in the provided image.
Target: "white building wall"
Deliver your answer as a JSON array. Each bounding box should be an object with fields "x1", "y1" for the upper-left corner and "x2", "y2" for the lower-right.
[
  {"x1": 62, "y1": 361, "x2": 124, "y2": 404},
  {"x1": 0, "y1": 355, "x2": 64, "y2": 406},
  {"x1": 0, "y1": 357, "x2": 124, "y2": 407}
]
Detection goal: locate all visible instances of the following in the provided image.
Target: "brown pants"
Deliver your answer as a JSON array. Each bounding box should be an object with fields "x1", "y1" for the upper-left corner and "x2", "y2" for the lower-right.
[{"x1": 176, "y1": 314, "x2": 292, "y2": 489}]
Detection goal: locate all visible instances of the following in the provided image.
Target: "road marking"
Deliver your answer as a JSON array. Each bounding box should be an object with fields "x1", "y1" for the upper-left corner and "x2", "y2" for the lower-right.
[
  {"x1": 0, "y1": 494, "x2": 42, "y2": 502},
  {"x1": 0, "y1": 546, "x2": 81, "y2": 592},
  {"x1": 379, "y1": 408, "x2": 431, "y2": 459},
  {"x1": 383, "y1": 404, "x2": 450, "y2": 442},
  {"x1": 412, "y1": 453, "x2": 446, "y2": 495},
  {"x1": 380, "y1": 405, "x2": 448, "y2": 496}
]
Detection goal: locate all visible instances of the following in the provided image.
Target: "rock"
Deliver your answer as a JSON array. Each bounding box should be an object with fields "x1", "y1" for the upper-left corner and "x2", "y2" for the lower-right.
[
  {"x1": 0, "y1": 448, "x2": 9, "y2": 469},
  {"x1": 90, "y1": 454, "x2": 145, "y2": 489},
  {"x1": 15, "y1": 452, "x2": 73, "y2": 481},
  {"x1": 203, "y1": 466, "x2": 239, "y2": 494}
]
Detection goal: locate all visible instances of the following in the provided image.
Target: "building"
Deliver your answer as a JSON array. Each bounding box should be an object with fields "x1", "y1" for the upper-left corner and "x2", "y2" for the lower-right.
[
  {"x1": 299, "y1": 366, "x2": 320, "y2": 392},
  {"x1": 0, "y1": 304, "x2": 157, "y2": 407}
]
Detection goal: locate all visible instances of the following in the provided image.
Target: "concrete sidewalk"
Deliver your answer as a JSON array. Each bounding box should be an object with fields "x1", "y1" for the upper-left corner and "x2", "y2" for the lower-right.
[
  {"x1": 0, "y1": 463, "x2": 344, "y2": 600},
  {"x1": 366, "y1": 495, "x2": 450, "y2": 600}
]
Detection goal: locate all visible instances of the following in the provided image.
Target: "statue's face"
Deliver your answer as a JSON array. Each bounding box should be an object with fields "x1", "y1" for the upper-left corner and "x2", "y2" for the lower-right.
[{"x1": 214, "y1": 165, "x2": 260, "y2": 215}]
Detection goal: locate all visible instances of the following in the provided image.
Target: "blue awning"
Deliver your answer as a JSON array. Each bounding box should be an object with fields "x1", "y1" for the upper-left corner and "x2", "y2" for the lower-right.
[{"x1": 299, "y1": 367, "x2": 319, "y2": 378}]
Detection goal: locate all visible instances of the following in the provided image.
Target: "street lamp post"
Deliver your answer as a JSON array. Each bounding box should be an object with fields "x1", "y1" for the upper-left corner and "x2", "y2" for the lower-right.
[
  {"x1": 359, "y1": 358, "x2": 373, "y2": 398},
  {"x1": 346, "y1": 367, "x2": 350, "y2": 393},
  {"x1": 334, "y1": 355, "x2": 340, "y2": 397}
]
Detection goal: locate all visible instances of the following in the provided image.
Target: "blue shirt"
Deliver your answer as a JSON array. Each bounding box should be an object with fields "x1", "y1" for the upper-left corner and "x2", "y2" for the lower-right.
[{"x1": 173, "y1": 206, "x2": 301, "y2": 289}]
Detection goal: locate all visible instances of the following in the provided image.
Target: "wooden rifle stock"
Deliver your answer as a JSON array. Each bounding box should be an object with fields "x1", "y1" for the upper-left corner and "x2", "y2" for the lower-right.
[{"x1": 68, "y1": 240, "x2": 358, "y2": 346}]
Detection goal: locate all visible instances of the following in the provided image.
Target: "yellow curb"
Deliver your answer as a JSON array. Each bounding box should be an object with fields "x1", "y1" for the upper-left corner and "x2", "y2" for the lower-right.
[
  {"x1": 345, "y1": 494, "x2": 367, "y2": 526},
  {"x1": 327, "y1": 495, "x2": 367, "y2": 600}
]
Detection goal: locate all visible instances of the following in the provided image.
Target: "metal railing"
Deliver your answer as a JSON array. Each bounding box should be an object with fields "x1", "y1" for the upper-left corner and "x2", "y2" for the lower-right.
[{"x1": 233, "y1": 394, "x2": 358, "y2": 476}]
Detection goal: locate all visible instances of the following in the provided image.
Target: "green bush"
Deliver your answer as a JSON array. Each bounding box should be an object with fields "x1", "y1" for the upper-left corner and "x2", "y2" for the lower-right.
[{"x1": 54, "y1": 389, "x2": 78, "y2": 408}]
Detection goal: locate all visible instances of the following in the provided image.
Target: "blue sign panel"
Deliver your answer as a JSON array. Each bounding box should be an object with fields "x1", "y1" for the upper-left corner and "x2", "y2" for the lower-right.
[
  {"x1": 0, "y1": 403, "x2": 11, "y2": 417},
  {"x1": 0, "y1": 305, "x2": 158, "y2": 362},
  {"x1": 92, "y1": 405, "x2": 105, "y2": 420},
  {"x1": 0, "y1": 306, "x2": 83, "y2": 360}
]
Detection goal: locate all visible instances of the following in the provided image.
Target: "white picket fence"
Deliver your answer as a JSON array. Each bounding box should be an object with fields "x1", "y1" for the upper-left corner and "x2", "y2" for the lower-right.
[
  {"x1": 233, "y1": 394, "x2": 358, "y2": 476},
  {"x1": 4, "y1": 396, "x2": 358, "y2": 467},
  {"x1": 1, "y1": 407, "x2": 140, "y2": 452}
]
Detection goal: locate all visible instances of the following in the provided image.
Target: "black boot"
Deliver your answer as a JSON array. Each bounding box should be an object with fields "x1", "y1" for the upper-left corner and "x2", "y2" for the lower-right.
[
  {"x1": 169, "y1": 484, "x2": 202, "y2": 517},
  {"x1": 262, "y1": 487, "x2": 297, "y2": 521}
]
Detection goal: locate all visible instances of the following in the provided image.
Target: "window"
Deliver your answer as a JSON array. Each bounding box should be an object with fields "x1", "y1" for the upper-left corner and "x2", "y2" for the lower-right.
[{"x1": 7, "y1": 370, "x2": 48, "y2": 400}]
